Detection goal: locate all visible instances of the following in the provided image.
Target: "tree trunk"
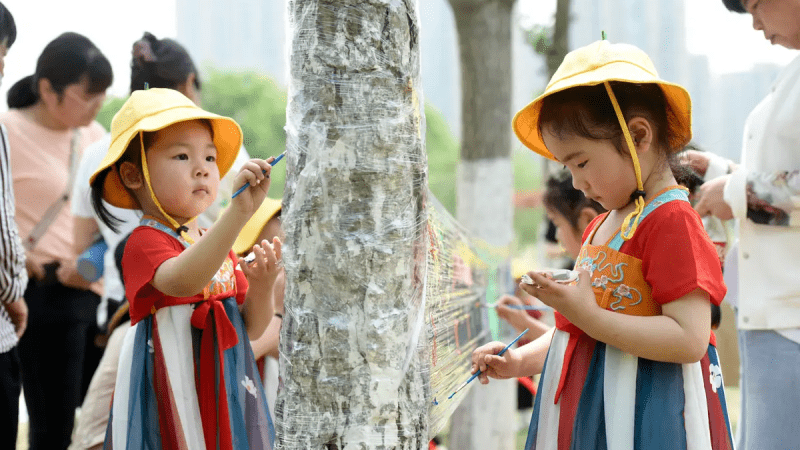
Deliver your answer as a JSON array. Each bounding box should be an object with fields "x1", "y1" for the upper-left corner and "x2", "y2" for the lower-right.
[
  {"x1": 275, "y1": 1, "x2": 429, "y2": 449},
  {"x1": 546, "y1": 0, "x2": 571, "y2": 79},
  {"x1": 447, "y1": 0, "x2": 517, "y2": 449},
  {"x1": 542, "y1": 0, "x2": 572, "y2": 179}
]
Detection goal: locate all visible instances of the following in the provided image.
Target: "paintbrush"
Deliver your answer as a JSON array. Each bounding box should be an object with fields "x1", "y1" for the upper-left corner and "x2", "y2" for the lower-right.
[
  {"x1": 447, "y1": 328, "x2": 529, "y2": 400},
  {"x1": 231, "y1": 152, "x2": 286, "y2": 199}
]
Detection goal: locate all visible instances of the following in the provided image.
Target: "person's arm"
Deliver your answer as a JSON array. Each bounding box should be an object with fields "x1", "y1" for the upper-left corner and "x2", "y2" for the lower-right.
[
  {"x1": 0, "y1": 125, "x2": 28, "y2": 304},
  {"x1": 151, "y1": 159, "x2": 272, "y2": 297},
  {"x1": 250, "y1": 270, "x2": 284, "y2": 360},
  {"x1": 495, "y1": 294, "x2": 551, "y2": 340},
  {"x1": 238, "y1": 238, "x2": 282, "y2": 340},
  {"x1": 524, "y1": 271, "x2": 710, "y2": 364}
]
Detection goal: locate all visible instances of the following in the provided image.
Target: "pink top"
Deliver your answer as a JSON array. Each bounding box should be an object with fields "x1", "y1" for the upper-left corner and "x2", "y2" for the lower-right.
[{"x1": 1, "y1": 109, "x2": 105, "y2": 263}]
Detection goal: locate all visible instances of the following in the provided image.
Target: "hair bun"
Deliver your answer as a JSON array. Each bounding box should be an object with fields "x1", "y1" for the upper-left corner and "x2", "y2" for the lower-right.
[{"x1": 132, "y1": 39, "x2": 156, "y2": 65}]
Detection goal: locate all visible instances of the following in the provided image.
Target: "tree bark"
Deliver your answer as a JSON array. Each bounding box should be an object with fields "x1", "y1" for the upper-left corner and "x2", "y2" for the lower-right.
[
  {"x1": 447, "y1": 0, "x2": 517, "y2": 449},
  {"x1": 275, "y1": 1, "x2": 429, "y2": 449}
]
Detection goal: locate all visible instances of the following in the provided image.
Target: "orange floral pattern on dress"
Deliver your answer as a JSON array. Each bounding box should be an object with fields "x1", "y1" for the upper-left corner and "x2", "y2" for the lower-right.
[{"x1": 203, "y1": 257, "x2": 237, "y2": 299}]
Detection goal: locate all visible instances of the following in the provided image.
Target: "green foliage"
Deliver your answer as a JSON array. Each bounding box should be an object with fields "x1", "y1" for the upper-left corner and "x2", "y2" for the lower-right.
[
  {"x1": 95, "y1": 97, "x2": 127, "y2": 131},
  {"x1": 512, "y1": 148, "x2": 544, "y2": 250},
  {"x1": 425, "y1": 104, "x2": 459, "y2": 213},
  {"x1": 201, "y1": 69, "x2": 288, "y2": 199}
]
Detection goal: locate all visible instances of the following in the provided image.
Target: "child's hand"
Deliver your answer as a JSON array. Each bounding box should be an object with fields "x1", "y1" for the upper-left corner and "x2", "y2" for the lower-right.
[
  {"x1": 231, "y1": 158, "x2": 274, "y2": 216},
  {"x1": 471, "y1": 342, "x2": 522, "y2": 384},
  {"x1": 520, "y1": 269, "x2": 597, "y2": 325},
  {"x1": 496, "y1": 294, "x2": 534, "y2": 332},
  {"x1": 238, "y1": 237, "x2": 283, "y2": 292}
]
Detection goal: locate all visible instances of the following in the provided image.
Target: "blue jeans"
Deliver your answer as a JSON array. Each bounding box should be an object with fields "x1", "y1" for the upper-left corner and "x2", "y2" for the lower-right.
[{"x1": 737, "y1": 329, "x2": 800, "y2": 450}]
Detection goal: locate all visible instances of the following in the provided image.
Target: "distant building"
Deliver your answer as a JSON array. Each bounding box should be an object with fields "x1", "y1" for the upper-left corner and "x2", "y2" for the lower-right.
[
  {"x1": 567, "y1": 0, "x2": 781, "y2": 161},
  {"x1": 176, "y1": 0, "x2": 287, "y2": 84},
  {"x1": 175, "y1": 0, "x2": 782, "y2": 161}
]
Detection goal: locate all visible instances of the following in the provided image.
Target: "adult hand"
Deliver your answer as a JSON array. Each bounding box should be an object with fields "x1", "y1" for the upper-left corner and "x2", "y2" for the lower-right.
[
  {"x1": 694, "y1": 175, "x2": 734, "y2": 220},
  {"x1": 4, "y1": 298, "x2": 28, "y2": 339},
  {"x1": 25, "y1": 252, "x2": 46, "y2": 280},
  {"x1": 470, "y1": 341, "x2": 523, "y2": 384},
  {"x1": 56, "y1": 259, "x2": 92, "y2": 290},
  {"x1": 680, "y1": 149, "x2": 710, "y2": 178}
]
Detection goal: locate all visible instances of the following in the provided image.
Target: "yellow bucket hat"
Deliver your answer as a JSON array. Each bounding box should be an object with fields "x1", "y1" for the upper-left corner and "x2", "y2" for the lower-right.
[
  {"x1": 233, "y1": 197, "x2": 282, "y2": 255},
  {"x1": 513, "y1": 40, "x2": 692, "y2": 240},
  {"x1": 90, "y1": 88, "x2": 243, "y2": 210},
  {"x1": 513, "y1": 40, "x2": 692, "y2": 161}
]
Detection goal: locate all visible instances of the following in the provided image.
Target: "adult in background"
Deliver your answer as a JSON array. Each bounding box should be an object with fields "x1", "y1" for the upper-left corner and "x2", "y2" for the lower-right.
[
  {"x1": 689, "y1": 1, "x2": 800, "y2": 448},
  {"x1": 1, "y1": 32, "x2": 111, "y2": 450},
  {"x1": 0, "y1": 3, "x2": 26, "y2": 449}
]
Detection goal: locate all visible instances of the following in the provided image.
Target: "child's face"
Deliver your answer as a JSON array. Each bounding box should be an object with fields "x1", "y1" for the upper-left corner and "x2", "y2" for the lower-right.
[
  {"x1": 144, "y1": 120, "x2": 219, "y2": 222},
  {"x1": 743, "y1": 0, "x2": 800, "y2": 49},
  {"x1": 542, "y1": 130, "x2": 637, "y2": 212},
  {"x1": 546, "y1": 208, "x2": 582, "y2": 259}
]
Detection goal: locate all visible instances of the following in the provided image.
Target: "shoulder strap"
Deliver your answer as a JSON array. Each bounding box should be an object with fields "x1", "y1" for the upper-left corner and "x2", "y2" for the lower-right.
[
  {"x1": 24, "y1": 130, "x2": 82, "y2": 251},
  {"x1": 140, "y1": 218, "x2": 191, "y2": 249},
  {"x1": 607, "y1": 188, "x2": 689, "y2": 251}
]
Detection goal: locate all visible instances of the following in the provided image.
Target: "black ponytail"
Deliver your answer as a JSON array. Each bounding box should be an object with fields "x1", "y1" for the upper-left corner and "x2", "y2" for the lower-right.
[{"x1": 7, "y1": 32, "x2": 112, "y2": 109}]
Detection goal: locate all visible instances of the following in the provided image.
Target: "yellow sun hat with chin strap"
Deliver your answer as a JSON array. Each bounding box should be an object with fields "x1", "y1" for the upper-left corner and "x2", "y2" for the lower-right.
[
  {"x1": 90, "y1": 88, "x2": 243, "y2": 210},
  {"x1": 233, "y1": 197, "x2": 282, "y2": 256},
  {"x1": 513, "y1": 39, "x2": 692, "y2": 161},
  {"x1": 513, "y1": 39, "x2": 693, "y2": 240}
]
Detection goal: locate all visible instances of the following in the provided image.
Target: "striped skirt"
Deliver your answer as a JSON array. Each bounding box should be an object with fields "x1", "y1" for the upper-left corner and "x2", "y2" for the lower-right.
[
  {"x1": 525, "y1": 330, "x2": 734, "y2": 450},
  {"x1": 104, "y1": 299, "x2": 275, "y2": 449}
]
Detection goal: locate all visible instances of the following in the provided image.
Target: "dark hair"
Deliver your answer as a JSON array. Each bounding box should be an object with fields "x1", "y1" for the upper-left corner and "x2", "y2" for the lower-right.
[
  {"x1": 543, "y1": 171, "x2": 605, "y2": 230},
  {"x1": 130, "y1": 32, "x2": 199, "y2": 93},
  {"x1": 538, "y1": 82, "x2": 673, "y2": 156},
  {"x1": 539, "y1": 82, "x2": 692, "y2": 198},
  {"x1": 91, "y1": 120, "x2": 214, "y2": 232},
  {"x1": 0, "y1": 2, "x2": 16, "y2": 49},
  {"x1": 721, "y1": 0, "x2": 746, "y2": 14},
  {"x1": 673, "y1": 142, "x2": 707, "y2": 194},
  {"x1": 91, "y1": 131, "x2": 153, "y2": 233},
  {"x1": 7, "y1": 32, "x2": 112, "y2": 109}
]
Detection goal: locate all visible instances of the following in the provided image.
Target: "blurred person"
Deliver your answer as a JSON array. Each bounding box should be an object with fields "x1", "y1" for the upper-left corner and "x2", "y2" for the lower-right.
[
  {"x1": 0, "y1": 3, "x2": 25, "y2": 449},
  {"x1": 69, "y1": 32, "x2": 251, "y2": 450},
  {"x1": 688, "y1": 2, "x2": 800, "y2": 447},
  {"x1": 1, "y1": 32, "x2": 112, "y2": 450},
  {"x1": 233, "y1": 197, "x2": 284, "y2": 414}
]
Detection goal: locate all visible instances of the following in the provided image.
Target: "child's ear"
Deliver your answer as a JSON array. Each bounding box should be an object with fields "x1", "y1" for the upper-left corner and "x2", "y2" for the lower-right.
[
  {"x1": 627, "y1": 117, "x2": 653, "y2": 153},
  {"x1": 577, "y1": 206, "x2": 600, "y2": 231},
  {"x1": 118, "y1": 161, "x2": 144, "y2": 190}
]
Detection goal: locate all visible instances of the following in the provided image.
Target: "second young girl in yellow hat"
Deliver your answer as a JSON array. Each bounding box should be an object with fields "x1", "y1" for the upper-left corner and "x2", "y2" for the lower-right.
[
  {"x1": 90, "y1": 88, "x2": 279, "y2": 449},
  {"x1": 471, "y1": 40, "x2": 733, "y2": 449}
]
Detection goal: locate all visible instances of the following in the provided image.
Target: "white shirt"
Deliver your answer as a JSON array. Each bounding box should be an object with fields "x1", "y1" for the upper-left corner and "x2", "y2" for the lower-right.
[
  {"x1": 71, "y1": 134, "x2": 251, "y2": 326},
  {"x1": 724, "y1": 53, "x2": 800, "y2": 342}
]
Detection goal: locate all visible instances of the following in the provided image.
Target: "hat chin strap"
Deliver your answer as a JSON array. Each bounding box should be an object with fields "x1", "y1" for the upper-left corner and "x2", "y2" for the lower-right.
[
  {"x1": 139, "y1": 131, "x2": 198, "y2": 244},
  {"x1": 603, "y1": 82, "x2": 646, "y2": 241}
]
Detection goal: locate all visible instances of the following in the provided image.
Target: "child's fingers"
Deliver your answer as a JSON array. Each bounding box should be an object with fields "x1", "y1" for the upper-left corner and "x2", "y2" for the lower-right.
[
  {"x1": 255, "y1": 158, "x2": 272, "y2": 177},
  {"x1": 259, "y1": 239, "x2": 278, "y2": 266},
  {"x1": 238, "y1": 258, "x2": 253, "y2": 277},
  {"x1": 272, "y1": 237, "x2": 282, "y2": 261}
]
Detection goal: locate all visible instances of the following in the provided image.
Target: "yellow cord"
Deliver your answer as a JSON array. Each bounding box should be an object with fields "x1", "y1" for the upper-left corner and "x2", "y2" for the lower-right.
[
  {"x1": 139, "y1": 131, "x2": 196, "y2": 244},
  {"x1": 604, "y1": 82, "x2": 645, "y2": 241}
]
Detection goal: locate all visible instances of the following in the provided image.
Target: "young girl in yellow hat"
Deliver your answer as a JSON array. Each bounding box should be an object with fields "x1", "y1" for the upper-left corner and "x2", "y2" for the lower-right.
[
  {"x1": 471, "y1": 40, "x2": 734, "y2": 449},
  {"x1": 89, "y1": 88, "x2": 279, "y2": 449}
]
